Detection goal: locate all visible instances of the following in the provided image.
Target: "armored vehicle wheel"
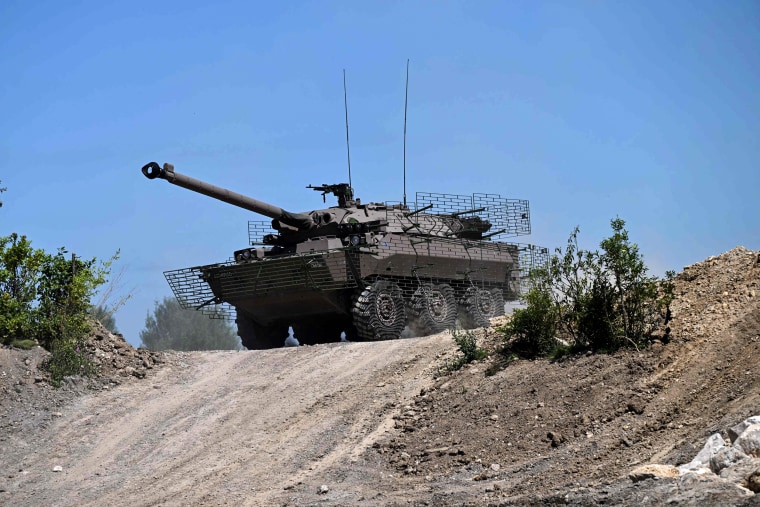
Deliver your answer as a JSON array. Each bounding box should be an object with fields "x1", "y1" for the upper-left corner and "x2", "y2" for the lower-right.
[
  {"x1": 352, "y1": 280, "x2": 406, "y2": 341},
  {"x1": 490, "y1": 288, "x2": 505, "y2": 317},
  {"x1": 409, "y1": 284, "x2": 457, "y2": 335},
  {"x1": 236, "y1": 311, "x2": 288, "y2": 350},
  {"x1": 293, "y1": 319, "x2": 343, "y2": 345},
  {"x1": 458, "y1": 287, "x2": 495, "y2": 329}
]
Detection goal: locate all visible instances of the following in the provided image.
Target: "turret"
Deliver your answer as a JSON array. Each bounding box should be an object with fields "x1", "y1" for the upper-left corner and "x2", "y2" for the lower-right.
[{"x1": 141, "y1": 162, "x2": 315, "y2": 230}]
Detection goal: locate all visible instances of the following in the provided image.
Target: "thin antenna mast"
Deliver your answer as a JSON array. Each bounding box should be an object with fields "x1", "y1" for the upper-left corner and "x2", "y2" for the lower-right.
[
  {"x1": 403, "y1": 59, "x2": 409, "y2": 207},
  {"x1": 343, "y1": 69, "x2": 352, "y2": 190}
]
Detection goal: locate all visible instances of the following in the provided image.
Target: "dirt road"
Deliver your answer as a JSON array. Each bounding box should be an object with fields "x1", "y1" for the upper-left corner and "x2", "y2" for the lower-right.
[{"x1": 3, "y1": 335, "x2": 457, "y2": 506}]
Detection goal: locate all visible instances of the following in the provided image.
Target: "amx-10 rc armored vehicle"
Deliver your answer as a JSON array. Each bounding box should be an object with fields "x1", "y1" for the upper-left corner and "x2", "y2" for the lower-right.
[{"x1": 141, "y1": 161, "x2": 547, "y2": 349}]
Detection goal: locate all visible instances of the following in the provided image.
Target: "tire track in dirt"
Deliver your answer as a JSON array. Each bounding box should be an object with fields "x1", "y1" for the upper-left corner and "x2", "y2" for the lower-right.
[{"x1": 5, "y1": 334, "x2": 452, "y2": 506}]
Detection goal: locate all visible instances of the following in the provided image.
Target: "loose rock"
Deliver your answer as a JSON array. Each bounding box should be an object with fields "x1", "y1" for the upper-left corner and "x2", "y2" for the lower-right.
[{"x1": 628, "y1": 464, "x2": 679, "y2": 482}]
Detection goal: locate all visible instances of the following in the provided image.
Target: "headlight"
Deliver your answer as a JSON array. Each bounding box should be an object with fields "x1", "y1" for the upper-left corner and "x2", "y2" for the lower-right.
[
  {"x1": 350, "y1": 234, "x2": 361, "y2": 246},
  {"x1": 242, "y1": 250, "x2": 251, "y2": 260}
]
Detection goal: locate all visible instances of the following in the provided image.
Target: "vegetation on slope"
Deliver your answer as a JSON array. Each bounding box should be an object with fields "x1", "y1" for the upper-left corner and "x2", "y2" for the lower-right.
[
  {"x1": 502, "y1": 217, "x2": 675, "y2": 358},
  {"x1": 0, "y1": 182, "x2": 119, "y2": 385}
]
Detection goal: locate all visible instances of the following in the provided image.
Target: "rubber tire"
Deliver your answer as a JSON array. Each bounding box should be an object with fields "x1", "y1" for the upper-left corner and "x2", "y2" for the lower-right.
[
  {"x1": 236, "y1": 311, "x2": 288, "y2": 350},
  {"x1": 490, "y1": 288, "x2": 505, "y2": 317},
  {"x1": 409, "y1": 283, "x2": 457, "y2": 336},
  {"x1": 458, "y1": 287, "x2": 495, "y2": 329},
  {"x1": 352, "y1": 280, "x2": 406, "y2": 341}
]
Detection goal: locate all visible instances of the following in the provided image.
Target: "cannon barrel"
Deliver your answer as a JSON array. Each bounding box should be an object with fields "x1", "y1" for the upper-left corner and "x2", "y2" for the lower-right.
[{"x1": 141, "y1": 162, "x2": 314, "y2": 230}]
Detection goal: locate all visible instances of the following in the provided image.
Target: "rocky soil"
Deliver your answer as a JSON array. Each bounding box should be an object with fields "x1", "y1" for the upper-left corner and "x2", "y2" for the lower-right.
[
  {"x1": 1, "y1": 323, "x2": 169, "y2": 453},
  {"x1": 0, "y1": 246, "x2": 758, "y2": 506}
]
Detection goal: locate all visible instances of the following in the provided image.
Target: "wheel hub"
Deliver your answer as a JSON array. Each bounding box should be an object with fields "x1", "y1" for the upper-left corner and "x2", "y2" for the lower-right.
[
  {"x1": 427, "y1": 290, "x2": 448, "y2": 322},
  {"x1": 476, "y1": 290, "x2": 494, "y2": 316},
  {"x1": 376, "y1": 293, "x2": 398, "y2": 325}
]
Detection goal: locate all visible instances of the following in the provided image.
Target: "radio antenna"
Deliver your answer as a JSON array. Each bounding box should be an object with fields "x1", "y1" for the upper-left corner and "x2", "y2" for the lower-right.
[
  {"x1": 403, "y1": 59, "x2": 409, "y2": 207},
  {"x1": 343, "y1": 69, "x2": 352, "y2": 190}
]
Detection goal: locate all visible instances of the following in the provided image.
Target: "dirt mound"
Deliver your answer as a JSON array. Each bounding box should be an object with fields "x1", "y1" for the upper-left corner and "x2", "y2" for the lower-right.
[
  {"x1": 373, "y1": 246, "x2": 760, "y2": 504},
  {"x1": 84, "y1": 321, "x2": 166, "y2": 380},
  {"x1": 670, "y1": 246, "x2": 760, "y2": 340},
  {"x1": 0, "y1": 322, "x2": 168, "y2": 459}
]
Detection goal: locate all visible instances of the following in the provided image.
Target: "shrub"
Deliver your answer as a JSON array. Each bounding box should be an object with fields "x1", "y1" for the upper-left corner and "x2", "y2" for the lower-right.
[
  {"x1": 36, "y1": 250, "x2": 114, "y2": 383},
  {"x1": 10, "y1": 339, "x2": 36, "y2": 350},
  {"x1": 2, "y1": 184, "x2": 114, "y2": 384},
  {"x1": 0, "y1": 232, "x2": 115, "y2": 383},
  {"x1": 501, "y1": 273, "x2": 559, "y2": 357},
  {"x1": 44, "y1": 325, "x2": 96, "y2": 387},
  {"x1": 445, "y1": 328, "x2": 487, "y2": 372},
  {"x1": 35, "y1": 249, "x2": 109, "y2": 348},
  {"x1": 502, "y1": 217, "x2": 672, "y2": 357}
]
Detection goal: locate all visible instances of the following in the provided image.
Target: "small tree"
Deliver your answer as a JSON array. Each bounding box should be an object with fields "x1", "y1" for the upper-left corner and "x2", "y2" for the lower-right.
[
  {"x1": 1, "y1": 186, "x2": 117, "y2": 383},
  {"x1": 502, "y1": 269, "x2": 559, "y2": 357},
  {"x1": 36, "y1": 250, "x2": 112, "y2": 385},
  {"x1": 502, "y1": 217, "x2": 672, "y2": 356},
  {"x1": 0, "y1": 239, "x2": 114, "y2": 383},
  {"x1": 140, "y1": 297, "x2": 240, "y2": 351},
  {"x1": 35, "y1": 250, "x2": 109, "y2": 347}
]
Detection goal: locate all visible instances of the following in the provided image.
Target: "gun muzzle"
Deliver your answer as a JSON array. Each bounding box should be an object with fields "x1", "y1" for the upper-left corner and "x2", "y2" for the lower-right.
[{"x1": 141, "y1": 161, "x2": 173, "y2": 180}]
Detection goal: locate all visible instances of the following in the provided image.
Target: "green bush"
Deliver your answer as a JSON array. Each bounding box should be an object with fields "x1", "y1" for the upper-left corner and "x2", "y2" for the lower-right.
[
  {"x1": 502, "y1": 218, "x2": 673, "y2": 357},
  {"x1": 10, "y1": 339, "x2": 36, "y2": 350},
  {"x1": 2, "y1": 182, "x2": 122, "y2": 384},
  {"x1": 445, "y1": 329, "x2": 487, "y2": 372},
  {"x1": 1, "y1": 229, "x2": 115, "y2": 384},
  {"x1": 501, "y1": 274, "x2": 559, "y2": 358},
  {"x1": 36, "y1": 249, "x2": 113, "y2": 384},
  {"x1": 35, "y1": 249, "x2": 109, "y2": 349},
  {"x1": 43, "y1": 322, "x2": 97, "y2": 387}
]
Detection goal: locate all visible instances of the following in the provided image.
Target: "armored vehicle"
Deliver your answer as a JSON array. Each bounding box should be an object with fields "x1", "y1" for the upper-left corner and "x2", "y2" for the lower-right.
[{"x1": 141, "y1": 161, "x2": 547, "y2": 349}]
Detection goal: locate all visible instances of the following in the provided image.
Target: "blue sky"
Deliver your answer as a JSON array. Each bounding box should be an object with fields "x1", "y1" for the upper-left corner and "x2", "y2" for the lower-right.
[{"x1": 2, "y1": 0, "x2": 758, "y2": 347}]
